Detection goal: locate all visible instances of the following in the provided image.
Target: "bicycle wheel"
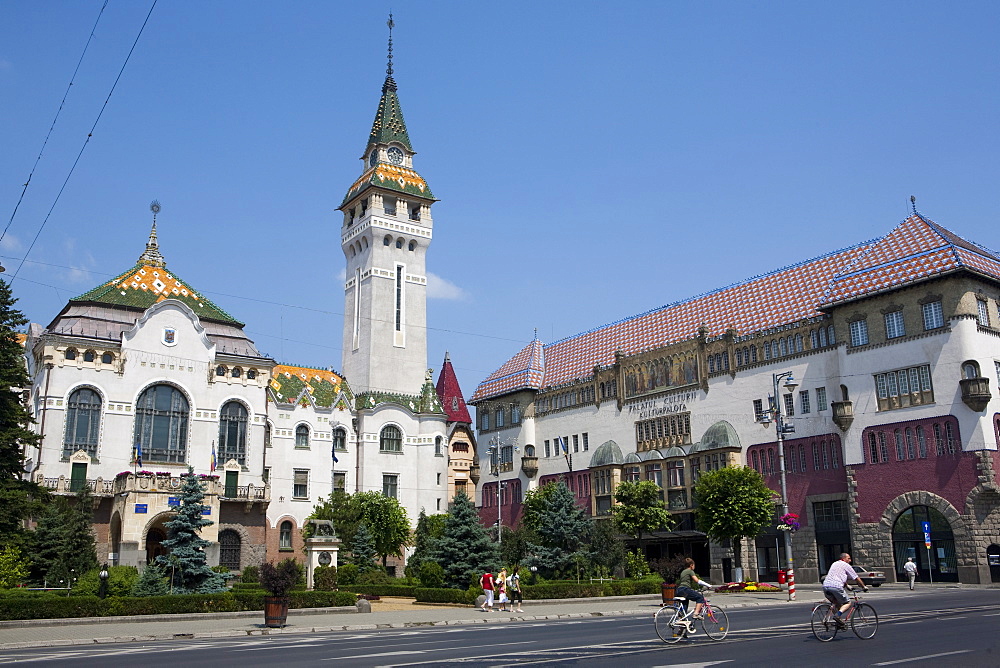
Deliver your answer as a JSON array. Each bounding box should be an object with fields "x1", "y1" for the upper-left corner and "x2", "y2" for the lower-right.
[
  {"x1": 851, "y1": 603, "x2": 878, "y2": 639},
  {"x1": 700, "y1": 605, "x2": 729, "y2": 640},
  {"x1": 811, "y1": 604, "x2": 838, "y2": 642},
  {"x1": 654, "y1": 605, "x2": 686, "y2": 644}
]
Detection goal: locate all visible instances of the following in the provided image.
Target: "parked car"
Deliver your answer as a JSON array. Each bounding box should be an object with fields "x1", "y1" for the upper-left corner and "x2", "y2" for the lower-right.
[{"x1": 820, "y1": 565, "x2": 887, "y2": 587}]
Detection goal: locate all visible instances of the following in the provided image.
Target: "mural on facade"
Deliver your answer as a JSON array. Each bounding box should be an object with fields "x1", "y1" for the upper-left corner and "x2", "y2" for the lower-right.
[{"x1": 623, "y1": 352, "x2": 699, "y2": 399}]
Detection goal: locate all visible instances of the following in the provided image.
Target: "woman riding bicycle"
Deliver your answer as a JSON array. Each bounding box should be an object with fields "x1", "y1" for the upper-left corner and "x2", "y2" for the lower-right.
[{"x1": 675, "y1": 558, "x2": 708, "y2": 619}]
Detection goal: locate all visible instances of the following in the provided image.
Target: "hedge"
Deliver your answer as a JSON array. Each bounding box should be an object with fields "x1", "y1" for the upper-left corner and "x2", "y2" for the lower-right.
[
  {"x1": 413, "y1": 587, "x2": 478, "y2": 605},
  {"x1": 412, "y1": 579, "x2": 661, "y2": 604},
  {"x1": 339, "y1": 585, "x2": 416, "y2": 598},
  {"x1": 0, "y1": 590, "x2": 357, "y2": 621}
]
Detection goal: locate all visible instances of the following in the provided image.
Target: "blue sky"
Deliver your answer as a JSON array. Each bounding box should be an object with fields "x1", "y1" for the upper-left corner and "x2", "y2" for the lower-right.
[{"x1": 2, "y1": 1, "x2": 998, "y2": 400}]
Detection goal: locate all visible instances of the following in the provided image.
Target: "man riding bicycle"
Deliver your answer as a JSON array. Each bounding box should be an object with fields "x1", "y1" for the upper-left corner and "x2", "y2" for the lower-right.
[{"x1": 822, "y1": 553, "x2": 868, "y2": 628}]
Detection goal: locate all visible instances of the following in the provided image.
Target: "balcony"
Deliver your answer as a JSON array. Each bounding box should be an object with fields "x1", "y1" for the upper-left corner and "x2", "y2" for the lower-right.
[
  {"x1": 831, "y1": 400, "x2": 854, "y2": 431},
  {"x1": 520, "y1": 455, "x2": 538, "y2": 478},
  {"x1": 960, "y1": 377, "x2": 991, "y2": 412},
  {"x1": 37, "y1": 475, "x2": 115, "y2": 496},
  {"x1": 36, "y1": 472, "x2": 270, "y2": 505}
]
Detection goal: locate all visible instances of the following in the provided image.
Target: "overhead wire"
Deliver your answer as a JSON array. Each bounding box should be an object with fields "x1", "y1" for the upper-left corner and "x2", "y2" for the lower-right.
[
  {"x1": 11, "y1": 0, "x2": 159, "y2": 279},
  {"x1": 0, "y1": 0, "x2": 109, "y2": 249}
]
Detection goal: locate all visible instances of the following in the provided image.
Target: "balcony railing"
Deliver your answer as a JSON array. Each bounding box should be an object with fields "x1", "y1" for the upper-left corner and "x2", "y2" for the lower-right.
[
  {"x1": 37, "y1": 472, "x2": 269, "y2": 503},
  {"x1": 38, "y1": 476, "x2": 115, "y2": 496}
]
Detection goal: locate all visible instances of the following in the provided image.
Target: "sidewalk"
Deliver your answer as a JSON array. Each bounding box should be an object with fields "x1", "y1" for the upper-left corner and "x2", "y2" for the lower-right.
[{"x1": 0, "y1": 582, "x2": 948, "y2": 650}]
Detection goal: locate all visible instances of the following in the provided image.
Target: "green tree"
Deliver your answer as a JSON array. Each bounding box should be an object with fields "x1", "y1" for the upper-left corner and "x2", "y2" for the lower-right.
[
  {"x1": 304, "y1": 489, "x2": 362, "y2": 549},
  {"x1": 499, "y1": 522, "x2": 537, "y2": 569},
  {"x1": 0, "y1": 544, "x2": 29, "y2": 588},
  {"x1": 131, "y1": 562, "x2": 169, "y2": 597},
  {"x1": 0, "y1": 278, "x2": 44, "y2": 550},
  {"x1": 430, "y1": 491, "x2": 499, "y2": 589},
  {"x1": 353, "y1": 491, "x2": 410, "y2": 567},
  {"x1": 157, "y1": 468, "x2": 225, "y2": 593},
  {"x1": 527, "y1": 480, "x2": 593, "y2": 579},
  {"x1": 520, "y1": 481, "x2": 562, "y2": 535},
  {"x1": 611, "y1": 480, "x2": 674, "y2": 562},
  {"x1": 406, "y1": 509, "x2": 447, "y2": 576},
  {"x1": 589, "y1": 519, "x2": 626, "y2": 577},
  {"x1": 29, "y1": 487, "x2": 98, "y2": 586},
  {"x1": 350, "y1": 522, "x2": 378, "y2": 573},
  {"x1": 693, "y1": 466, "x2": 777, "y2": 574}
]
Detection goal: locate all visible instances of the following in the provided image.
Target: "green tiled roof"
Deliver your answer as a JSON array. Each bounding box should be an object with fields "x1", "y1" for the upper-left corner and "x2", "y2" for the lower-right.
[
  {"x1": 72, "y1": 263, "x2": 243, "y2": 326},
  {"x1": 269, "y1": 364, "x2": 352, "y2": 408},
  {"x1": 369, "y1": 75, "x2": 412, "y2": 151},
  {"x1": 340, "y1": 163, "x2": 435, "y2": 207}
]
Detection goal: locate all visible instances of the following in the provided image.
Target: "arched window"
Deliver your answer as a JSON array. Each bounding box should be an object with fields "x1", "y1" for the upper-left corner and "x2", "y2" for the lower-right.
[
  {"x1": 83, "y1": 350, "x2": 95, "y2": 362},
  {"x1": 810, "y1": 330, "x2": 819, "y2": 348},
  {"x1": 218, "y1": 401, "x2": 248, "y2": 465},
  {"x1": 827, "y1": 325, "x2": 836, "y2": 344},
  {"x1": 231, "y1": 367, "x2": 242, "y2": 378},
  {"x1": 332, "y1": 427, "x2": 347, "y2": 453},
  {"x1": 750, "y1": 345, "x2": 758, "y2": 362},
  {"x1": 751, "y1": 450, "x2": 760, "y2": 472},
  {"x1": 735, "y1": 348, "x2": 743, "y2": 366},
  {"x1": 383, "y1": 234, "x2": 392, "y2": 246},
  {"x1": 216, "y1": 365, "x2": 227, "y2": 377},
  {"x1": 63, "y1": 387, "x2": 101, "y2": 457},
  {"x1": 395, "y1": 238, "x2": 403, "y2": 249},
  {"x1": 763, "y1": 342, "x2": 771, "y2": 360},
  {"x1": 435, "y1": 435, "x2": 443, "y2": 456},
  {"x1": 408, "y1": 240, "x2": 416, "y2": 251},
  {"x1": 65, "y1": 348, "x2": 77, "y2": 360},
  {"x1": 767, "y1": 448, "x2": 775, "y2": 474},
  {"x1": 779, "y1": 338, "x2": 787, "y2": 356},
  {"x1": 962, "y1": 361, "x2": 980, "y2": 379},
  {"x1": 247, "y1": 369, "x2": 257, "y2": 380},
  {"x1": 219, "y1": 529, "x2": 241, "y2": 570},
  {"x1": 380, "y1": 425, "x2": 402, "y2": 452},
  {"x1": 279, "y1": 521, "x2": 293, "y2": 549},
  {"x1": 101, "y1": 352, "x2": 113, "y2": 364},
  {"x1": 708, "y1": 356, "x2": 715, "y2": 373},
  {"x1": 295, "y1": 424, "x2": 310, "y2": 448},
  {"x1": 134, "y1": 384, "x2": 189, "y2": 463},
  {"x1": 795, "y1": 334, "x2": 803, "y2": 352}
]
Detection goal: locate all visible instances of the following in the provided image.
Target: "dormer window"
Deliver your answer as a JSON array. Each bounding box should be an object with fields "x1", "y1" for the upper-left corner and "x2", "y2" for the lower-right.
[
  {"x1": 383, "y1": 196, "x2": 397, "y2": 216},
  {"x1": 83, "y1": 350, "x2": 95, "y2": 363},
  {"x1": 231, "y1": 367, "x2": 242, "y2": 378},
  {"x1": 216, "y1": 365, "x2": 227, "y2": 377},
  {"x1": 409, "y1": 205, "x2": 420, "y2": 222},
  {"x1": 247, "y1": 369, "x2": 258, "y2": 380},
  {"x1": 101, "y1": 352, "x2": 113, "y2": 364},
  {"x1": 65, "y1": 348, "x2": 77, "y2": 361}
]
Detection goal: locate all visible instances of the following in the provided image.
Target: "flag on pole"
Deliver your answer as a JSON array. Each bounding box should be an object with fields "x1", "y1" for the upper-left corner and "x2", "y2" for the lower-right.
[
  {"x1": 134, "y1": 442, "x2": 143, "y2": 468},
  {"x1": 332, "y1": 446, "x2": 339, "y2": 464},
  {"x1": 559, "y1": 436, "x2": 568, "y2": 454},
  {"x1": 210, "y1": 441, "x2": 217, "y2": 472}
]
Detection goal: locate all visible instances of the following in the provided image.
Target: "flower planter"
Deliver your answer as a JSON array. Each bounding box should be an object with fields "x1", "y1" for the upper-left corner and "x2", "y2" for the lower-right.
[
  {"x1": 660, "y1": 583, "x2": 676, "y2": 603},
  {"x1": 264, "y1": 595, "x2": 290, "y2": 628}
]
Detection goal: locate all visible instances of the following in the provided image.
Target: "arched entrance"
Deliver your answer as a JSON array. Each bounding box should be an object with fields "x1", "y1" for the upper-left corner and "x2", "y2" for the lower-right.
[
  {"x1": 892, "y1": 505, "x2": 958, "y2": 583},
  {"x1": 146, "y1": 528, "x2": 168, "y2": 565},
  {"x1": 987, "y1": 544, "x2": 1000, "y2": 583},
  {"x1": 109, "y1": 513, "x2": 122, "y2": 566},
  {"x1": 219, "y1": 529, "x2": 242, "y2": 570}
]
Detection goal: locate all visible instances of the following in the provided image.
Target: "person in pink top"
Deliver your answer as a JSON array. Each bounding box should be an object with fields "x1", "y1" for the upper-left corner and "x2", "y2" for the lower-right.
[{"x1": 822, "y1": 553, "x2": 868, "y2": 628}]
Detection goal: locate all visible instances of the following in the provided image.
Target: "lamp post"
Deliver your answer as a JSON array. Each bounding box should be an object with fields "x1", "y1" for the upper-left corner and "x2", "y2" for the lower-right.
[
  {"x1": 759, "y1": 371, "x2": 798, "y2": 602},
  {"x1": 486, "y1": 435, "x2": 517, "y2": 546},
  {"x1": 98, "y1": 563, "x2": 109, "y2": 599}
]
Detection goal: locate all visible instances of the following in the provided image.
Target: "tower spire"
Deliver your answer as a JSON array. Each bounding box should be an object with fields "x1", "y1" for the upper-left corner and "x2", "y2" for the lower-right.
[
  {"x1": 384, "y1": 13, "x2": 397, "y2": 93},
  {"x1": 137, "y1": 200, "x2": 166, "y2": 267}
]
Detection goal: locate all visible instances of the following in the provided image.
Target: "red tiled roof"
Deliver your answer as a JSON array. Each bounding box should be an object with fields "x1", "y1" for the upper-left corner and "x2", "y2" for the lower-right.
[
  {"x1": 435, "y1": 353, "x2": 472, "y2": 423},
  {"x1": 472, "y1": 215, "x2": 1000, "y2": 402}
]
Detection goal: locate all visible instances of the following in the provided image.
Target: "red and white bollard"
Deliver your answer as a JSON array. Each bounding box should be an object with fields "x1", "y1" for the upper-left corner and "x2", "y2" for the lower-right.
[{"x1": 787, "y1": 568, "x2": 796, "y2": 601}]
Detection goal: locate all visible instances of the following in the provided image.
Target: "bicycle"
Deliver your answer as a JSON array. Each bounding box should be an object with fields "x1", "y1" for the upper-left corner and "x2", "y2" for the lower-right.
[
  {"x1": 654, "y1": 593, "x2": 730, "y2": 644},
  {"x1": 810, "y1": 586, "x2": 878, "y2": 641}
]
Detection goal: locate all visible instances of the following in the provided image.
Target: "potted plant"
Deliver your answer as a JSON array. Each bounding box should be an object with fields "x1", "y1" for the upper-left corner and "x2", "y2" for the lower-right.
[
  {"x1": 260, "y1": 559, "x2": 300, "y2": 628},
  {"x1": 651, "y1": 554, "x2": 693, "y2": 603}
]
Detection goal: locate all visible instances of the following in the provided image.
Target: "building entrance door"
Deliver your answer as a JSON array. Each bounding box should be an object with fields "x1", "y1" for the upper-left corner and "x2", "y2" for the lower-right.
[{"x1": 892, "y1": 505, "x2": 958, "y2": 582}]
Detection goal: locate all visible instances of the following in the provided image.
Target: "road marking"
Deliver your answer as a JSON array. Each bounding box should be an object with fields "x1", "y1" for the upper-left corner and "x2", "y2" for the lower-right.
[{"x1": 872, "y1": 649, "x2": 973, "y2": 665}]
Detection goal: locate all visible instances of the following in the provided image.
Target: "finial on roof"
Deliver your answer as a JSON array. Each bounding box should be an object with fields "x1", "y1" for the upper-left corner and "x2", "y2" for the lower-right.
[
  {"x1": 444, "y1": 350, "x2": 450, "y2": 362},
  {"x1": 910, "y1": 195, "x2": 917, "y2": 215},
  {"x1": 137, "y1": 200, "x2": 166, "y2": 267},
  {"x1": 533, "y1": 327, "x2": 538, "y2": 341},
  {"x1": 383, "y1": 13, "x2": 397, "y2": 93}
]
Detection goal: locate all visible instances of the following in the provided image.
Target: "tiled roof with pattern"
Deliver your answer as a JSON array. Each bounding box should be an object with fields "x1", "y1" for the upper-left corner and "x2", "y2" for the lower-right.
[
  {"x1": 340, "y1": 163, "x2": 435, "y2": 207},
  {"x1": 473, "y1": 215, "x2": 1000, "y2": 401},
  {"x1": 822, "y1": 215, "x2": 1000, "y2": 305},
  {"x1": 435, "y1": 354, "x2": 472, "y2": 423},
  {"x1": 369, "y1": 76, "x2": 412, "y2": 151},
  {"x1": 268, "y1": 364, "x2": 349, "y2": 408},
  {"x1": 72, "y1": 263, "x2": 242, "y2": 325}
]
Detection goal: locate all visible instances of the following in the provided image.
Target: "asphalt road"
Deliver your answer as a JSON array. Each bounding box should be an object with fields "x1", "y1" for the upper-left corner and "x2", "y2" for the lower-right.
[{"x1": 1, "y1": 589, "x2": 997, "y2": 667}]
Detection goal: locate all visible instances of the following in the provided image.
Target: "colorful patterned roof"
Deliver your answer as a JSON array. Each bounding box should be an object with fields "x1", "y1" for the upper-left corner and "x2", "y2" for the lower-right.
[
  {"x1": 369, "y1": 74, "x2": 413, "y2": 152},
  {"x1": 72, "y1": 263, "x2": 242, "y2": 326},
  {"x1": 472, "y1": 215, "x2": 1000, "y2": 401},
  {"x1": 822, "y1": 214, "x2": 1000, "y2": 305},
  {"x1": 340, "y1": 162, "x2": 434, "y2": 207},
  {"x1": 435, "y1": 352, "x2": 472, "y2": 423},
  {"x1": 268, "y1": 364, "x2": 351, "y2": 409}
]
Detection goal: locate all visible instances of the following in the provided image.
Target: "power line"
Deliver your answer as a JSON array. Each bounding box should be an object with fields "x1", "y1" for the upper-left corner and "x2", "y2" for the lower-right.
[
  {"x1": 12, "y1": 1, "x2": 159, "y2": 279},
  {"x1": 0, "y1": 1, "x2": 109, "y2": 248}
]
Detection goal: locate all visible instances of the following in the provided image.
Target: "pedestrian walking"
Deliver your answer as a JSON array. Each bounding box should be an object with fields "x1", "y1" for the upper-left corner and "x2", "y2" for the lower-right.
[
  {"x1": 496, "y1": 568, "x2": 509, "y2": 611},
  {"x1": 508, "y1": 566, "x2": 524, "y2": 613},
  {"x1": 903, "y1": 557, "x2": 918, "y2": 590},
  {"x1": 480, "y1": 571, "x2": 494, "y2": 612}
]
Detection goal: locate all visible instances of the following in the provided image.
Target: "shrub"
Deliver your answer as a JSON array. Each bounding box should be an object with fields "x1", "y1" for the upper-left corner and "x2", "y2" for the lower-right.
[
  {"x1": 418, "y1": 561, "x2": 445, "y2": 588},
  {"x1": 340, "y1": 585, "x2": 415, "y2": 597},
  {"x1": 357, "y1": 568, "x2": 392, "y2": 585},
  {"x1": 240, "y1": 565, "x2": 259, "y2": 583},
  {"x1": 73, "y1": 566, "x2": 139, "y2": 598},
  {"x1": 313, "y1": 565, "x2": 337, "y2": 591},
  {"x1": 131, "y1": 563, "x2": 169, "y2": 597},
  {"x1": 260, "y1": 560, "x2": 300, "y2": 597},
  {"x1": 649, "y1": 554, "x2": 692, "y2": 583},
  {"x1": 624, "y1": 550, "x2": 650, "y2": 579},
  {"x1": 338, "y1": 563, "x2": 359, "y2": 586},
  {"x1": 414, "y1": 587, "x2": 477, "y2": 605}
]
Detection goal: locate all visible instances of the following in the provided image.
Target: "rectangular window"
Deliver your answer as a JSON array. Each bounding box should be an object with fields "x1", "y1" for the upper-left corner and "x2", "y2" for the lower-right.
[
  {"x1": 667, "y1": 460, "x2": 685, "y2": 487},
  {"x1": 800, "y1": 390, "x2": 811, "y2": 414},
  {"x1": 874, "y1": 364, "x2": 934, "y2": 411},
  {"x1": 816, "y1": 387, "x2": 828, "y2": 411},
  {"x1": 512, "y1": 405, "x2": 521, "y2": 424},
  {"x1": 783, "y1": 393, "x2": 794, "y2": 417},
  {"x1": 293, "y1": 470, "x2": 309, "y2": 499},
  {"x1": 753, "y1": 398, "x2": 764, "y2": 421},
  {"x1": 976, "y1": 299, "x2": 990, "y2": 327},
  {"x1": 481, "y1": 412, "x2": 489, "y2": 431},
  {"x1": 395, "y1": 264, "x2": 404, "y2": 331},
  {"x1": 382, "y1": 474, "x2": 398, "y2": 498},
  {"x1": 332, "y1": 471, "x2": 346, "y2": 492},
  {"x1": 495, "y1": 409, "x2": 504, "y2": 428},
  {"x1": 922, "y1": 301, "x2": 944, "y2": 330},
  {"x1": 799, "y1": 445, "x2": 807, "y2": 472},
  {"x1": 583, "y1": 433, "x2": 589, "y2": 451},
  {"x1": 996, "y1": 361, "x2": 1000, "y2": 386},
  {"x1": 573, "y1": 434, "x2": 579, "y2": 453},
  {"x1": 812, "y1": 444, "x2": 820, "y2": 470},
  {"x1": 849, "y1": 319, "x2": 869, "y2": 347},
  {"x1": 884, "y1": 311, "x2": 905, "y2": 339},
  {"x1": 544, "y1": 440, "x2": 551, "y2": 458},
  {"x1": 878, "y1": 432, "x2": 889, "y2": 463},
  {"x1": 263, "y1": 467, "x2": 270, "y2": 483},
  {"x1": 894, "y1": 430, "x2": 905, "y2": 460},
  {"x1": 868, "y1": 433, "x2": 879, "y2": 463}
]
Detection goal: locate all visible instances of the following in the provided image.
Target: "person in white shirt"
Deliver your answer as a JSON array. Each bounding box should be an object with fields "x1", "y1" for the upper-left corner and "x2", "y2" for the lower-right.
[
  {"x1": 903, "y1": 557, "x2": 918, "y2": 590},
  {"x1": 822, "y1": 553, "x2": 868, "y2": 628}
]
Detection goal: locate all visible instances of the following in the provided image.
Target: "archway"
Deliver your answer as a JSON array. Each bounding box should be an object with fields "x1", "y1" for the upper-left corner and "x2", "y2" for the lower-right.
[
  {"x1": 146, "y1": 528, "x2": 167, "y2": 565},
  {"x1": 891, "y1": 505, "x2": 958, "y2": 583},
  {"x1": 109, "y1": 513, "x2": 122, "y2": 566}
]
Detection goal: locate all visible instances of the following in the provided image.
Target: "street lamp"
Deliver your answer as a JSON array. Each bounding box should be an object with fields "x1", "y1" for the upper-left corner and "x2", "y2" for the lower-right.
[
  {"x1": 98, "y1": 564, "x2": 110, "y2": 599},
  {"x1": 758, "y1": 371, "x2": 798, "y2": 601},
  {"x1": 486, "y1": 435, "x2": 517, "y2": 546}
]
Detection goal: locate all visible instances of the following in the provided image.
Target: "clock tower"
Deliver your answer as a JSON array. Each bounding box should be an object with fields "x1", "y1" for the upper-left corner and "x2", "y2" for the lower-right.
[{"x1": 339, "y1": 18, "x2": 436, "y2": 396}]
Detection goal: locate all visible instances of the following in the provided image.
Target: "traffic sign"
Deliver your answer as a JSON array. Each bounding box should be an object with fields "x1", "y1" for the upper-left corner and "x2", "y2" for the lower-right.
[{"x1": 921, "y1": 520, "x2": 932, "y2": 548}]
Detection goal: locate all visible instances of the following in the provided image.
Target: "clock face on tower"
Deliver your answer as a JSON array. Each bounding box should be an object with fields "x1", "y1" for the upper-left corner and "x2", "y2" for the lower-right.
[
  {"x1": 369, "y1": 150, "x2": 379, "y2": 168},
  {"x1": 387, "y1": 147, "x2": 404, "y2": 165}
]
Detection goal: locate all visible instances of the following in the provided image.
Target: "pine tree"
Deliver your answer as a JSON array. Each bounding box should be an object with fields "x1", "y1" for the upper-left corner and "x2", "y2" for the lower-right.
[
  {"x1": 131, "y1": 562, "x2": 169, "y2": 597},
  {"x1": 528, "y1": 480, "x2": 593, "y2": 579},
  {"x1": 28, "y1": 487, "x2": 98, "y2": 586},
  {"x1": 406, "y1": 509, "x2": 447, "y2": 576},
  {"x1": 351, "y1": 522, "x2": 378, "y2": 573},
  {"x1": 430, "y1": 491, "x2": 499, "y2": 589},
  {"x1": 0, "y1": 278, "x2": 43, "y2": 550},
  {"x1": 157, "y1": 468, "x2": 225, "y2": 593}
]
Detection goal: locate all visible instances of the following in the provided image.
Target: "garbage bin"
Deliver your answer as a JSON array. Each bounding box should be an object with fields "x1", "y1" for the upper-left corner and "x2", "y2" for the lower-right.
[{"x1": 777, "y1": 569, "x2": 787, "y2": 585}]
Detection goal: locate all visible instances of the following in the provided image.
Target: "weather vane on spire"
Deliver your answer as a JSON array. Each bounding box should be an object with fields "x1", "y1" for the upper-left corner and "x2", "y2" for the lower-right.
[
  {"x1": 386, "y1": 13, "x2": 395, "y2": 77},
  {"x1": 910, "y1": 195, "x2": 917, "y2": 215},
  {"x1": 150, "y1": 199, "x2": 161, "y2": 224}
]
